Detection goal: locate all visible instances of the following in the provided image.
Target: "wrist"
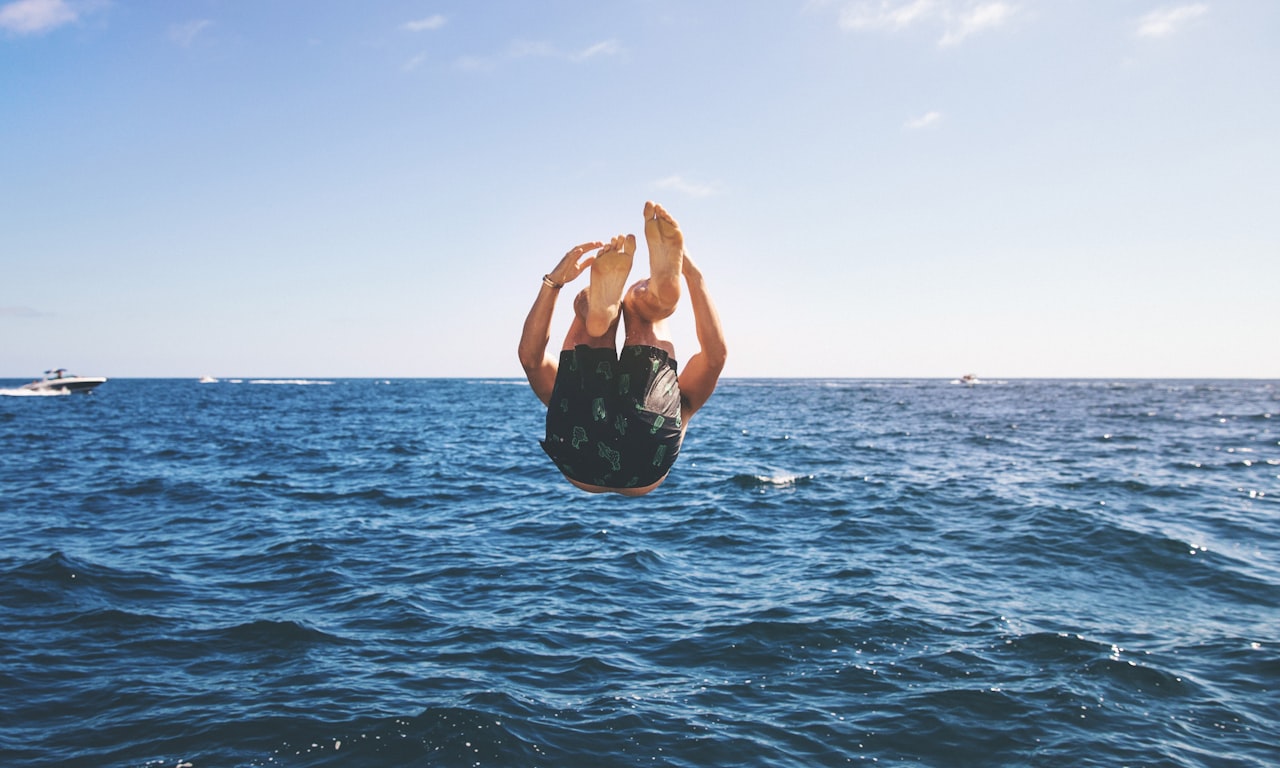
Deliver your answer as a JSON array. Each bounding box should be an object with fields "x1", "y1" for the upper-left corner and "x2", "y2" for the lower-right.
[{"x1": 542, "y1": 274, "x2": 564, "y2": 290}]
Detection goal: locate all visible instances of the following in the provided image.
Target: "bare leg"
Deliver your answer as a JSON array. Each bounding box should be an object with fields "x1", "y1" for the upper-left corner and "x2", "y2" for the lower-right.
[
  {"x1": 586, "y1": 234, "x2": 635, "y2": 337},
  {"x1": 560, "y1": 235, "x2": 634, "y2": 350},
  {"x1": 622, "y1": 302, "x2": 676, "y2": 357},
  {"x1": 625, "y1": 201, "x2": 684, "y2": 324},
  {"x1": 558, "y1": 289, "x2": 611, "y2": 351}
]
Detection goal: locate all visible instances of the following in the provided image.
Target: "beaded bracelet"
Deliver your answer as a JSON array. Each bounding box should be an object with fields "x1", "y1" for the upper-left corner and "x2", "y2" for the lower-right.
[{"x1": 541, "y1": 274, "x2": 563, "y2": 289}]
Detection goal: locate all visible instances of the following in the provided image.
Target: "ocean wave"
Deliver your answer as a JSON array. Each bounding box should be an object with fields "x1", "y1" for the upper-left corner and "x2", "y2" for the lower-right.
[
  {"x1": 0, "y1": 552, "x2": 184, "y2": 605},
  {"x1": 278, "y1": 707, "x2": 545, "y2": 767},
  {"x1": 1081, "y1": 656, "x2": 1191, "y2": 698},
  {"x1": 5, "y1": 378, "x2": 1280, "y2": 768},
  {"x1": 730, "y1": 472, "x2": 815, "y2": 488},
  {"x1": 206, "y1": 618, "x2": 349, "y2": 649},
  {"x1": 247, "y1": 379, "x2": 335, "y2": 385}
]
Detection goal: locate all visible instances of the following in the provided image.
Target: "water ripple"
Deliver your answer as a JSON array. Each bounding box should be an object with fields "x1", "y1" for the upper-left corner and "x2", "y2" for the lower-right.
[{"x1": 1, "y1": 378, "x2": 1278, "y2": 767}]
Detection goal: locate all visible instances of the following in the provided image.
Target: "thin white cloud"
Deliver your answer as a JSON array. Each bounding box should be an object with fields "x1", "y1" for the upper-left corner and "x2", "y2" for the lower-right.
[
  {"x1": 402, "y1": 15, "x2": 446, "y2": 33},
  {"x1": 0, "y1": 0, "x2": 76, "y2": 35},
  {"x1": 840, "y1": 0, "x2": 936, "y2": 30},
  {"x1": 653, "y1": 175, "x2": 720, "y2": 199},
  {"x1": 169, "y1": 19, "x2": 212, "y2": 48},
  {"x1": 1136, "y1": 4, "x2": 1208, "y2": 39},
  {"x1": 456, "y1": 38, "x2": 620, "y2": 70},
  {"x1": 572, "y1": 40, "x2": 620, "y2": 61},
  {"x1": 403, "y1": 51, "x2": 429, "y2": 72},
  {"x1": 454, "y1": 54, "x2": 493, "y2": 72},
  {"x1": 508, "y1": 40, "x2": 558, "y2": 59},
  {"x1": 939, "y1": 2, "x2": 1014, "y2": 46},
  {"x1": 905, "y1": 110, "x2": 942, "y2": 129},
  {"x1": 838, "y1": 0, "x2": 1015, "y2": 46}
]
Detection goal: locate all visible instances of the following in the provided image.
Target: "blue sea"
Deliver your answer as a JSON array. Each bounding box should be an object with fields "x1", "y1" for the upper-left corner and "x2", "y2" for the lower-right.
[{"x1": 1, "y1": 377, "x2": 1277, "y2": 767}]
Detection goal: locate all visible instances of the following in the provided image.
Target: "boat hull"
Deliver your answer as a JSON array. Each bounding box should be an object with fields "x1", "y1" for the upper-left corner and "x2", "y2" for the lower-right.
[{"x1": 21, "y1": 377, "x2": 107, "y2": 394}]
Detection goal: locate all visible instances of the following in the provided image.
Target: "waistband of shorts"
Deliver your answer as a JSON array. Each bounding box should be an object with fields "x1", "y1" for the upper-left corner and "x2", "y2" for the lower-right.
[
  {"x1": 620, "y1": 344, "x2": 674, "y2": 364},
  {"x1": 560, "y1": 344, "x2": 677, "y2": 366}
]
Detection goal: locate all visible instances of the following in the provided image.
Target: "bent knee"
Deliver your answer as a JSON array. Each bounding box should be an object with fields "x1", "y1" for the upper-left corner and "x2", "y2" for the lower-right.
[{"x1": 625, "y1": 281, "x2": 678, "y2": 321}]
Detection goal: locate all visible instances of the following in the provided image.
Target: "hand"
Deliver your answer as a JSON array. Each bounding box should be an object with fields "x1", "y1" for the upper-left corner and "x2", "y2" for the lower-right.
[{"x1": 548, "y1": 241, "x2": 604, "y2": 286}]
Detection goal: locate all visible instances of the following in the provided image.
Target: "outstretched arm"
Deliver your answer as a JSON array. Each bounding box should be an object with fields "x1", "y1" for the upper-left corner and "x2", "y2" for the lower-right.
[
  {"x1": 518, "y1": 242, "x2": 602, "y2": 405},
  {"x1": 678, "y1": 253, "x2": 727, "y2": 420}
]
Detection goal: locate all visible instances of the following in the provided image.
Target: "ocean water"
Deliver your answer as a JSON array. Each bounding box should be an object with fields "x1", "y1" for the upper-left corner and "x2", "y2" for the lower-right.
[{"x1": 1, "y1": 377, "x2": 1277, "y2": 768}]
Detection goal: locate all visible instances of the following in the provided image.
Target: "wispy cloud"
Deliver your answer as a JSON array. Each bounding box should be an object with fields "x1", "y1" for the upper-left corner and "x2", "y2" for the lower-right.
[
  {"x1": 653, "y1": 175, "x2": 720, "y2": 199},
  {"x1": 400, "y1": 16, "x2": 448, "y2": 72},
  {"x1": 169, "y1": 19, "x2": 212, "y2": 48},
  {"x1": 939, "y1": 2, "x2": 1014, "y2": 45},
  {"x1": 0, "y1": 0, "x2": 76, "y2": 35},
  {"x1": 840, "y1": 0, "x2": 936, "y2": 31},
  {"x1": 1136, "y1": 4, "x2": 1208, "y2": 38},
  {"x1": 0, "y1": 306, "x2": 44, "y2": 318},
  {"x1": 456, "y1": 38, "x2": 621, "y2": 71},
  {"x1": 905, "y1": 110, "x2": 942, "y2": 129},
  {"x1": 838, "y1": 0, "x2": 1016, "y2": 46},
  {"x1": 572, "y1": 39, "x2": 620, "y2": 61},
  {"x1": 402, "y1": 14, "x2": 446, "y2": 33},
  {"x1": 403, "y1": 51, "x2": 429, "y2": 72}
]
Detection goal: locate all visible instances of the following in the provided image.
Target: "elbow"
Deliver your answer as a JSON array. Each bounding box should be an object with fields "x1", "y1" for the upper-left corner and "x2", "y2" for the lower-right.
[
  {"x1": 707, "y1": 344, "x2": 728, "y2": 373},
  {"x1": 517, "y1": 346, "x2": 539, "y2": 375}
]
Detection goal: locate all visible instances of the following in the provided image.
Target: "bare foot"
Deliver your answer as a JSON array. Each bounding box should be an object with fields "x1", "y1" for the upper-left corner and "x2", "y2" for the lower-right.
[
  {"x1": 643, "y1": 201, "x2": 684, "y2": 311},
  {"x1": 586, "y1": 234, "x2": 635, "y2": 337}
]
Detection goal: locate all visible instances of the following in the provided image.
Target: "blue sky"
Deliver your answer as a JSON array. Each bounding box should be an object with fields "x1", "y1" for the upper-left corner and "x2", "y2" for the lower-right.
[{"x1": 2, "y1": 0, "x2": 1276, "y2": 378}]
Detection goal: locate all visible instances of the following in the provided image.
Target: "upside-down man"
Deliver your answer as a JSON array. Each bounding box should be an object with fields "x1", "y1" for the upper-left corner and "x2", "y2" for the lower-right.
[{"x1": 518, "y1": 202, "x2": 726, "y2": 496}]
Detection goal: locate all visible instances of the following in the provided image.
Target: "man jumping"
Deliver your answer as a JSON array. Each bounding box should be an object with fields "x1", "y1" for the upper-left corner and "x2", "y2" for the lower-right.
[{"x1": 518, "y1": 202, "x2": 727, "y2": 496}]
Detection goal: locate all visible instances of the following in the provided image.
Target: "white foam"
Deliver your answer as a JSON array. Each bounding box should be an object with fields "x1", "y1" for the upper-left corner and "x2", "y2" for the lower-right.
[
  {"x1": 754, "y1": 473, "x2": 810, "y2": 487},
  {"x1": 247, "y1": 379, "x2": 335, "y2": 386}
]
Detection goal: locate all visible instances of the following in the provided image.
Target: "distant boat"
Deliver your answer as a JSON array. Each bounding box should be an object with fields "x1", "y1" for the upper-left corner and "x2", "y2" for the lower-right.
[
  {"x1": 198, "y1": 375, "x2": 219, "y2": 384},
  {"x1": 21, "y1": 369, "x2": 107, "y2": 394},
  {"x1": 958, "y1": 373, "x2": 980, "y2": 386}
]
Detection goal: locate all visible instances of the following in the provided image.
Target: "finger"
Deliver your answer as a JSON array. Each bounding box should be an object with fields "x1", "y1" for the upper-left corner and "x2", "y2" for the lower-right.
[{"x1": 564, "y1": 255, "x2": 595, "y2": 280}]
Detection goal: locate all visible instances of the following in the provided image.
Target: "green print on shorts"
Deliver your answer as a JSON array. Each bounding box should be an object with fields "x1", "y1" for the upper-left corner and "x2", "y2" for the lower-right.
[
  {"x1": 651, "y1": 444, "x2": 666, "y2": 467},
  {"x1": 598, "y1": 442, "x2": 622, "y2": 471},
  {"x1": 614, "y1": 414, "x2": 628, "y2": 435},
  {"x1": 649, "y1": 415, "x2": 665, "y2": 434},
  {"x1": 559, "y1": 398, "x2": 569, "y2": 413},
  {"x1": 618, "y1": 373, "x2": 631, "y2": 395},
  {"x1": 592, "y1": 397, "x2": 607, "y2": 422},
  {"x1": 596, "y1": 362, "x2": 613, "y2": 381},
  {"x1": 572, "y1": 426, "x2": 589, "y2": 449}
]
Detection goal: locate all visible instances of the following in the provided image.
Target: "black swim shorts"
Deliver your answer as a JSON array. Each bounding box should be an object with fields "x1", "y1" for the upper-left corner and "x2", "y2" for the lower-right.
[{"x1": 540, "y1": 344, "x2": 684, "y2": 489}]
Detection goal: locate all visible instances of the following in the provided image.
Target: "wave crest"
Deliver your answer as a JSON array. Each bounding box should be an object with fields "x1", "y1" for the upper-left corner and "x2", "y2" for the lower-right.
[{"x1": 730, "y1": 472, "x2": 814, "y2": 488}]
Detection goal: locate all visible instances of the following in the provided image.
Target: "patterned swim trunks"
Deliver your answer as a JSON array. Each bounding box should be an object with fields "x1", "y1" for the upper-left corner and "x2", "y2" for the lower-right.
[{"x1": 540, "y1": 344, "x2": 684, "y2": 489}]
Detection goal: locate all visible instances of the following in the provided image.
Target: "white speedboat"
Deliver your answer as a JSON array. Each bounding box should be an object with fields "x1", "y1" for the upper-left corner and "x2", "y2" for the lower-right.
[{"x1": 21, "y1": 369, "x2": 107, "y2": 394}]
